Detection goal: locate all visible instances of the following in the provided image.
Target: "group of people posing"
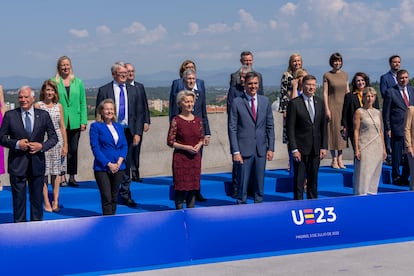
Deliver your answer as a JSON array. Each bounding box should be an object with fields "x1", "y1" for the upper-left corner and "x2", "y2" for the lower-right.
[{"x1": 1, "y1": 51, "x2": 413, "y2": 223}]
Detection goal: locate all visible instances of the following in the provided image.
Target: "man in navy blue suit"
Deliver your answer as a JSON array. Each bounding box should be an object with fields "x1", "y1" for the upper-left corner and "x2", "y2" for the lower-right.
[
  {"x1": 96, "y1": 61, "x2": 145, "y2": 207},
  {"x1": 380, "y1": 55, "x2": 401, "y2": 164},
  {"x1": 286, "y1": 75, "x2": 327, "y2": 200},
  {"x1": 0, "y1": 86, "x2": 57, "y2": 222},
  {"x1": 383, "y1": 69, "x2": 414, "y2": 185},
  {"x1": 169, "y1": 68, "x2": 210, "y2": 202},
  {"x1": 126, "y1": 62, "x2": 150, "y2": 183},
  {"x1": 228, "y1": 71, "x2": 275, "y2": 204}
]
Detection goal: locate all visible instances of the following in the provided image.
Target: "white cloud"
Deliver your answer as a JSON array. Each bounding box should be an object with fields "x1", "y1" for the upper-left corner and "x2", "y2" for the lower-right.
[
  {"x1": 185, "y1": 22, "x2": 199, "y2": 36},
  {"x1": 280, "y1": 2, "x2": 297, "y2": 15},
  {"x1": 96, "y1": 25, "x2": 112, "y2": 35},
  {"x1": 135, "y1": 25, "x2": 167, "y2": 45},
  {"x1": 269, "y1": 20, "x2": 277, "y2": 30},
  {"x1": 238, "y1": 9, "x2": 260, "y2": 32},
  {"x1": 122, "y1": 22, "x2": 147, "y2": 34},
  {"x1": 205, "y1": 23, "x2": 232, "y2": 34},
  {"x1": 69, "y1": 28, "x2": 88, "y2": 38}
]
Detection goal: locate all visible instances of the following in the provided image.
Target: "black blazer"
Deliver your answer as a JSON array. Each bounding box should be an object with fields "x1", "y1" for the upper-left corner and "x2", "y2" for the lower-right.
[
  {"x1": 0, "y1": 108, "x2": 58, "y2": 177},
  {"x1": 132, "y1": 81, "x2": 150, "y2": 125},
  {"x1": 286, "y1": 95, "x2": 327, "y2": 155},
  {"x1": 96, "y1": 81, "x2": 145, "y2": 136},
  {"x1": 230, "y1": 70, "x2": 264, "y2": 92}
]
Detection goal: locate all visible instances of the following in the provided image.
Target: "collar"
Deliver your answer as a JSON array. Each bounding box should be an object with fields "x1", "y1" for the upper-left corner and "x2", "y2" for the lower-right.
[{"x1": 21, "y1": 106, "x2": 35, "y2": 115}]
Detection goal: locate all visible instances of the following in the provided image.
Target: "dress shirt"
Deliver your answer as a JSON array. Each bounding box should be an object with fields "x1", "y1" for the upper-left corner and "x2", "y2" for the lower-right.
[{"x1": 113, "y1": 81, "x2": 129, "y2": 126}]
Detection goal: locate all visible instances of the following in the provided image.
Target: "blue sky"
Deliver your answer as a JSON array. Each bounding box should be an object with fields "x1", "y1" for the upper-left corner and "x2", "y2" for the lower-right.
[{"x1": 0, "y1": 0, "x2": 411, "y2": 80}]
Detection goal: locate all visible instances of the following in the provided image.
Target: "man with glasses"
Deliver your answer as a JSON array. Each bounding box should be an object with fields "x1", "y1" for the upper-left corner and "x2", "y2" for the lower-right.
[{"x1": 96, "y1": 61, "x2": 145, "y2": 207}]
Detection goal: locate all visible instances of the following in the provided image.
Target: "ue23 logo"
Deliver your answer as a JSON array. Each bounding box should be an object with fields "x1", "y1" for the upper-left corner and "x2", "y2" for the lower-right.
[{"x1": 291, "y1": 207, "x2": 337, "y2": 225}]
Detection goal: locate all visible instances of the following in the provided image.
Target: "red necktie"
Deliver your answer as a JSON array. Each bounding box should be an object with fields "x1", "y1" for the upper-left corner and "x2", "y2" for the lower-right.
[
  {"x1": 402, "y1": 88, "x2": 409, "y2": 107},
  {"x1": 251, "y1": 97, "x2": 256, "y2": 121}
]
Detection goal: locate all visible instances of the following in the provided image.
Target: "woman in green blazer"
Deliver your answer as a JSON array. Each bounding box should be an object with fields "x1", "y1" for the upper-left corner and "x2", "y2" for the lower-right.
[{"x1": 53, "y1": 56, "x2": 87, "y2": 187}]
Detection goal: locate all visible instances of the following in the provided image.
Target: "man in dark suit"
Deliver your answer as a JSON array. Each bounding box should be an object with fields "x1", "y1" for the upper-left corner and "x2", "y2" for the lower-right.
[
  {"x1": 126, "y1": 63, "x2": 150, "y2": 183},
  {"x1": 0, "y1": 86, "x2": 58, "y2": 222},
  {"x1": 169, "y1": 68, "x2": 210, "y2": 202},
  {"x1": 286, "y1": 75, "x2": 327, "y2": 200},
  {"x1": 228, "y1": 71, "x2": 275, "y2": 204},
  {"x1": 383, "y1": 69, "x2": 414, "y2": 185},
  {"x1": 380, "y1": 55, "x2": 401, "y2": 164},
  {"x1": 229, "y1": 51, "x2": 263, "y2": 92},
  {"x1": 96, "y1": 61, "x2": 145, "y2": 207}
]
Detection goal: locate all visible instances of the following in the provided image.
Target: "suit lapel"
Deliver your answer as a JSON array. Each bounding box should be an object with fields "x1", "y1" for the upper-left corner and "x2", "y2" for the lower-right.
[
  {"x1": 300, "y1": 95, "x2": 313, "y2": 123},
  {"x1": 242, "y1": 94, "x2": 255, "y2": 122}
]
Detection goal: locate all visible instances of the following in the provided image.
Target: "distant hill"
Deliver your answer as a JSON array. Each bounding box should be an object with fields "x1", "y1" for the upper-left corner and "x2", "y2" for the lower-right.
[{"x1": 0, "y1": 57, "x2": 410, "y2": 89}]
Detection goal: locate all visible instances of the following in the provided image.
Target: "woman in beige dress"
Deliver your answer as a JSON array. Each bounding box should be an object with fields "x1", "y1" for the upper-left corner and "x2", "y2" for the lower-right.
[
  {"x1": 353, "y1": 87, "x2": 386, "y2": 195},
  {"x1": 323, "y1": 52, "x2": 350, "y2": 169},
  {"x1": 404, "y1": 105, "x2": 414, "y2": 191}
]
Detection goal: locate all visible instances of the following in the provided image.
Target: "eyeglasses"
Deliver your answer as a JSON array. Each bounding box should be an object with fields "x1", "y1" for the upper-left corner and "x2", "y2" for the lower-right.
[{"x1": 116, "y1": 72, "x2": 127, "y2": 76}]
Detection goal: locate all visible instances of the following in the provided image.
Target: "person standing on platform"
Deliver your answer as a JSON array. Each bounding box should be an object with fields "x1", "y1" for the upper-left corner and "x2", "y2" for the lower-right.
[
  {"x1": 404, "y1": 105, "x2": 414, "y2": 191},
  {"x1": 96, "y1": 61, "x2": 145, "y2": 208},
  {"x1": 229, "y1": 51, "x2": 263, "y2": 92},
  {"x1": 228, "y1": 71, "x2": 275, "y2": 204},
  {"x1": 323, "y1": 52, "x2": 350, "y2": 169},
  {"x1": 125, "y1": 63, "x2": 150, "y2": 183},
  {"x1": 383, "y1": 69, "x2": 414, "y2": 186},
  {"x1": 167, "y1": 90, "x2": 204, "y2": 209},
  {"x1": 286, "y1": 75, "x2": 327, "y2": 200},
  {"x1": 380, "y1": 55, "x2": 401, "y2": 165},
  {"x1": 353, "y1": 87, "x2": 386, "y2": 195},
  {"x1": 35, "y1": 80, "x2": 67, "y2": 213},
  {"x1": 0, "y1": 86, "x2": 57, "y2": 222},
  {"x1": 53, "y1": 56, "x2": 87, "y2": 187},
  {"x1": 0, "y1": 84, "x2": 6, "y2": 191},
  {"x1": 90, "y1": 99, "x2": 128, "y2": 215},
  {"x1": 169, "y1": 66, "x2": 210, "y2": 202}
]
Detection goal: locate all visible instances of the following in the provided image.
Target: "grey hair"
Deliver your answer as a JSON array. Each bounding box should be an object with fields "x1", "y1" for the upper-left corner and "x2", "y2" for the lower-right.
[
  {"x1": 239, "y1": 64, "x2": 252, "y2": 74},
  {"x1": 18, "y1": 85, "x2": 35, "y2": 97},
  {"x1": 182, "y1": 69, "x2": 196, "y2": 79},
  {"x1": 111, "y1": 61, "x2": 126, "y2": 74},
  {"x1": 176, "y1": 90, "x2": 196, "y2": 107}
]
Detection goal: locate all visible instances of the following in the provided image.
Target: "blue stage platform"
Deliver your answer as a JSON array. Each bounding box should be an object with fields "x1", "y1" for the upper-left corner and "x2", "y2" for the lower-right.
[{"x1": 0, "y1": 164, "x2": 412, "y2": 275}]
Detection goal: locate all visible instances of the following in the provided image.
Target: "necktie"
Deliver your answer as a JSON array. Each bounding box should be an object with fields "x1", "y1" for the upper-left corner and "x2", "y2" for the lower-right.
[
  {"x1": 402, "y1": 88, "x2": 409, "y2": 107},
  {"x1": 118, "y1": 84, "x2": 126, "y2": 121},
  {"x1": 251, "y1": 97, "x2": 256, "y2": 121},
  {"x1": 307, "y1": 97, "x2": 315, "y2": 123},
  {"x1": 25, "y1": 111, "x2": 32, "y2": 135}
]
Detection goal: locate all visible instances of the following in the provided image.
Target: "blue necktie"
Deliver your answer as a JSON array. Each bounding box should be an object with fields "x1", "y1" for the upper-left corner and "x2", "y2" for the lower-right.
[
  {"x1": 25, "y1": 111, "x2": 32, "y2": 135},
  {"x1": 118, "y1": 84, "x2": 126, "y2": 122}
]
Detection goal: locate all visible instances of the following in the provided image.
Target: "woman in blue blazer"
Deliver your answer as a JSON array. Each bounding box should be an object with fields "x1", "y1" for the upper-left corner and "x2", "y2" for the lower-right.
[{"x1": 90, "y1": 99, "x2": 128, "y2": 215}]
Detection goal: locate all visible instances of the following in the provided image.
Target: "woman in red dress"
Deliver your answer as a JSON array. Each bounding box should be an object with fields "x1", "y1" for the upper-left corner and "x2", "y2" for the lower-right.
[{"x1": 167, "y1": 90, "x2": 204, "y2": 209}]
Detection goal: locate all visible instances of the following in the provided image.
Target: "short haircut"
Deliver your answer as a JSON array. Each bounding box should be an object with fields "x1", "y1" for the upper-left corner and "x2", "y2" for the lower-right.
[
  {"x1": 18, "y1": 85, "x2": 35, "y2": 97},
  {"x1": 397, "y1": 69, "x2": 409, "y2": 78},
  {"x1": 95, "y1": 98, "x2": 117, "y2": 122},
  {"x1": 111, "y1": 61, "x2": 126, "y2": 74},
  {"x1": 179, "y1": 60, "x2": 196, "y2": 78},
  {"x1": 240, "y1": 51, "x2": 253, "y2": 59},
  {"x1": 244, "y1": 71, "x2": 260, "y2": 82},
  {"x1": 39, "y1": 80, "x2": 60, "y2": 103},
  {"x1": 389, "y1": 55, "x2": 401, "y2": 64},
  {"x1": 176, "y1": 90, "x2": 196, "y2": 107},
  {"x1": 302, "y1": 74, "x2": 317, "y2": 84},
  {"x1": 329, "y1": 52, "x2": 343, "y2": 68},
  {"x1": 182, "y1": 68, "x2": 196, "y2": 79}
]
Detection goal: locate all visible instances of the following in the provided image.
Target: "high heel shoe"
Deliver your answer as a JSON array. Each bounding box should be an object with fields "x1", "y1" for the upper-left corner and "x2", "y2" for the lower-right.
[
  {"x1": 331, "y1": 158, "x2": 340, "y2": 169},
  {"x1": 338, "y1": 159, "x2": 346, "y2": 169},
  {"x1": 52, "y1": 201, "x2": 60, "y2": 213}
]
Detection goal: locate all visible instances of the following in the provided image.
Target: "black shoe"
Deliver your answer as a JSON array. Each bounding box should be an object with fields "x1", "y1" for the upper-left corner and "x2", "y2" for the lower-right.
[
  {"x1": 195, "y1": 194, "x2": 207, "y2": 202},
  {"x1": 393, "y1": 177, "x2": 409, "y2": 186},
  {"x1": 131, "y1": 177, "x2": 143, "y2": 182},
  {"x1": 67, "y1": 180, "x2": 79, "y2": 187},
  {"x1": 125, "y1": 199, "x2": 138, "y2": 207}
]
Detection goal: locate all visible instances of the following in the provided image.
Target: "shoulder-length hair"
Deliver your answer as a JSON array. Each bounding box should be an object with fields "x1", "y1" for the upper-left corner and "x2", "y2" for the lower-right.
[
  {"x1": 95, "y1": 98, "x2": 117, "y2": 122},
  {"x1": 55, "y1": 56, "x2": 75, "y2": 82},
  {"x1": 179, "y1": 60, "x2": 196, "y2": 78},
  {"x1": 287, "y1": 53, "x2": 302, "y2": 73},
  {"x1": 39, "y1": 80, "x2": 60, "y2": 103},
  {"x1": 329, "y1": 52, "x2": 343, "y2": 68},
  {"x1": 351, "y1": 72, "x2": 370, "y2": 92}
]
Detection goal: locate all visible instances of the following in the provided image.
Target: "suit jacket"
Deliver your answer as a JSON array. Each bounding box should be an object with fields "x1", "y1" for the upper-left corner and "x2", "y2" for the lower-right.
[
  {"x1": 228, "y1": 93, "x2": 275, "y2": 157},
  {"x1": 96, "y1": 81, "x2": 145, "y2": 136},
  {"x1": 169, "y1": 78, "x2": 211, "y2": 135},
  {"x1": 230, "y1": 70, "x2": 263, "y2": 92},
  {"x1": 0, "y1": 107, "x2": 58, "y2": 177},
  {"x1": 132, "y1": 81, "x2": 151, "y2": 125},
  {"x1": 89, "y1": 121, "x2": 128, "y2": 172},
  {"x1": 383, "y1": 84, "x2": 414, "y2": 137},
  {"x1": 341, "y1": 92, "x2": 380, "y2": 133},
  {"x1": 227, "y1": 84, "x2": 264, "y2": 113},
  {"x1": 286, "y1": 95, "x2": 327, "y2": 155},
  {"x1": 53, "y1": 77, "x2": 88, "y2": 129},
  {"x1": 380, "y1": 71, "x2": 397, "y2": 97}
]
